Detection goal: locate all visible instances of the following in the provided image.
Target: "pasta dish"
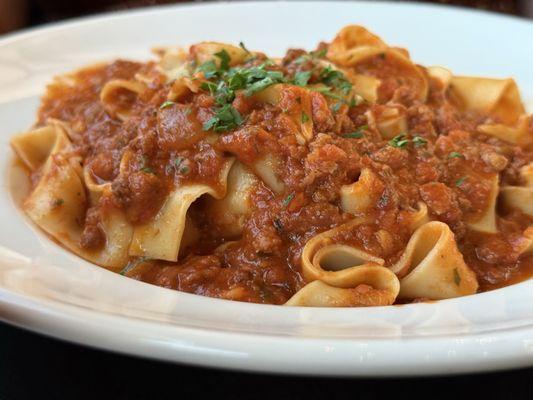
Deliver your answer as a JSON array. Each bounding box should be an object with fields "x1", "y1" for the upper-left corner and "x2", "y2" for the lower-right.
[{"x1": 10, "y1": 26, "x2": 533, "y2": 307}]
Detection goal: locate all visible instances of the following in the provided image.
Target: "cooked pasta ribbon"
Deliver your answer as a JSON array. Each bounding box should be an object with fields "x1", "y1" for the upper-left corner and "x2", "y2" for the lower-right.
[
  {"x1": 11, "y1": 123, "x2": 132, "y2": 270},
  {"x1": 500, "y1": 163, "x2": 533, "y2": 216},
  {"x1": 328, "y1": 25, "x2": 428, "y2": 102},
  {"x1": 100, "y1": 79, "x2": 146, "y2": 121},
  {"x1": 129, "y1": 159, "x2": 234, "y2": 261},
  {"x1": 391, "y1": 221, "x2": 478, "y2": 300},
  {"x1": 340, "y1": 168, "x2": 384, "y2": 215},
  {"x1": 450, "y1": 76, "x2": 524, "y2": 125},
  {"x1": 201, "y1": 161, "x2": 260, "y2": 239},
  {"x1": 466, "y1": 174, "x2": 499, "y2": 234},
  {"x1": 286, "y1": 219, "x2": 400, "y2": 307}
]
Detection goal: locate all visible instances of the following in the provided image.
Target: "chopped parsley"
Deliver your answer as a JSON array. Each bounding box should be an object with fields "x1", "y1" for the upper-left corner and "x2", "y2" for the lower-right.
[
  {"x1": 294, "y1": 49, "x2": 327, "y2": 65},
  {"x1": 330, "y1": 102, "x2": 342, "y2": 113},
  {"x1": 197, "y1": 60, "x2": 219, "y2": 79},
  {"x1": 343, "y1": 125, "x2": 368, "y2": 139},
  {"x1": 139, "y1": 155, "x2": 155, "y2": 174},
  {"x1": 198, "y1": 56, "x2": 286, "y2": 133},
  {"x1": 455, "y1": 176, "x2": 467, "y2": 187},
  {"x1": 159, "y1": 100, "x2": 175, "y2": 109},
  {"x1": 310, "y1": 86, "x2": 354, "y2": 106},
  {"x1": 197, "y1": 46, "x2": 354, "y2": 133},
  {"x1": 412, "y1": 136, "x2": 427, "y2": 148},
  {"x1": 293, "y1": 71, "x2": 312, "y2": 87},
  {"x1": 318, "y1": 66, "x2": 352, "y2": 95},
  {"x1": 453, "y1": 268, "x2": 461, "y2": 286},
  {"x1": 449, "y1": 152, "x2": 464, "y2": 159},
  {"x1": 282, "y1": 192, "x2": 295, "y2": 207},
  {"x1": 174, "y1": 156, "x2": 184, "y2": 168},
  {"x1": 388, "y1": 134, "x2": 410, "y2": 148},
  {"x1": 239, "y1": 41, "x2": 250, "y2": 54},
  {"x1": 203, "y1": 103, "x2": 243, "y2": 132},
  {"x1": 140, "y1": 166, "x2": 154, "y2": 174},
  {"x1": 179, "y1": 165, "x2": 190, "y2": 174},
  {"x1": 52, "y1": 198, "x2": 64, "y2": 208},
  {"x1": 215, "y1": 49, "x2": 231, "y2": 71}
]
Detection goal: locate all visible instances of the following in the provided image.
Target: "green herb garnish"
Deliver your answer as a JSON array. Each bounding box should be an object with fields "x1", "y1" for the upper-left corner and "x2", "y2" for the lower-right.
[
  {"x1": 282, "y1": 192, "x2": 295, "y2": 207},
  {"x1": 412, "y1": 136, "x2": 427, "y2": 148},
  {"x1": 215, "y1": 49, "x2": 231, "y2": 71},
  {"x1": 294, "y1": 49, "x2": 327, "y2": 65},
  {"x1": 331, "y1": 102, "x2": 342, "y2": 113},
  {"x1": 293, "y1": 71, "x2": 312, "y2": 87},
  {"x1": 388, "y1": 134, "x2": 409, "y2": 148},
  {"x1": 455, "y1": 176, "x2": 467, "y2": 187},
  {"x1": 198, "y1": 58, "x2": 285, "y2": 132},
  {"x1": 174, "y1": 157, "x2": 184, "y2": 168},
  {"x1": 52, "y1": 198, "x2": 64, "y2": 207},
  {"x1": 448, "y1": 152, "x2": 464, "y2": 159},
  {"x1": 203, "y1": 103, "x2": 243, "y2": 132},
  {"x1": 159, "y1": 100, "x2": 175, "y2": 109},
  {"x1": 239, "y1": 41, "x2": 250, "y2": 54},
  {"x1": 141, "y1": 166, "x2": 154, "y2": 174},
  {"x1": 318, "y1": 66, "x2": 352, "y2": 95},
  {"x1": 453, "y1": 268, "x2": 461, "y2": 286},
  {"x1": 343, "y1": 125, "x2": 368, "y2": 139},
  {"x1": 197, "y1": 60, "x2": 219, "y2": 79},
  {"x1": 301, "y1": 112, "x2": 310, "y2": 123}
]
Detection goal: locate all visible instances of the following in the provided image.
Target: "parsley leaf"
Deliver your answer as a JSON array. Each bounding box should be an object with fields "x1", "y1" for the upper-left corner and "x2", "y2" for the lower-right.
[
  {"x1": 282, "y1": 192, "x2": 295, "y2": 207},
  {"x1": 245, "y1": 76, "x2": 278, "y2": 96},
  {"x1": 203, "y1": 104, "x2": 243, "y2": 132},
  {"x1": 174, "y1": 157, "x2": 184, "y2": 168},
  {"x1": 455, "y1": 176, "x2": 467, "y2": 187},
  {"x1": 343, "y1": 125, "x2": 368, "y2": 139},
  {"x1": 388, "y1": 134, "x2": 409, "y2": 148},
  {"x1": 52, "y1": 198, "x2": 64, "y2": 207},
  {"x1": 301, "y1": 112, "x2": 310, "y2": 123},
  {"x1": 293, "y1": 71, "x2": 312, "y2": 87},
  {"x1": 331, "y1": 102, "x2": 342, "y2": 113},
  {"x1": 197, "y1": 60, "x2": 218, "y2": 79},
  {"x1": 453, "y1": 268, "x2": 461, "y2": 286},
  {"x1": 412, "y1": 136, "x2": 427, "y2": 148},
  {"x1": 449, "y1": 152, "x2": 464, "y2": 159},
  {"x1": 239, "y1": 41, "x2": 250, "y2": 54},
  {"x1": 141, "y1": 166, "x2": 154, "y2": 174},
  {"x1": 215, "y1": 49, "x2": 231, "y2": 71},
  {"x1": 159, "y1": 100, "x2": 175, "y2": 109},
  {"x1": 319, "y1": 66, "x2": 352, "y2": 95}
]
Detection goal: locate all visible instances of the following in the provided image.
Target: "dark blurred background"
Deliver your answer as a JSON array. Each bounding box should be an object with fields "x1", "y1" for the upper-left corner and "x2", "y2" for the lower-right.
[{"x1": 0, "y1": 0, "x2": 532, "y2": 35}]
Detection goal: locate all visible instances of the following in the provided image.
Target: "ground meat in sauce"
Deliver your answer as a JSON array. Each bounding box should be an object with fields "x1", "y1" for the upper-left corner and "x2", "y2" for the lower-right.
[
  {"x1": 80, "y1": 207, "x2": 106, "y2": 250},
  {"x1": 30, "y1": 39, "x2": 533, "y2": 305}
]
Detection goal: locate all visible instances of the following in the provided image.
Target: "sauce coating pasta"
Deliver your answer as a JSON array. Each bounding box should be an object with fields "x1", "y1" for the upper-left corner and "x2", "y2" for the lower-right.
[{"x1": 11, "y1": 26, "x2": 533, "y2": 306}]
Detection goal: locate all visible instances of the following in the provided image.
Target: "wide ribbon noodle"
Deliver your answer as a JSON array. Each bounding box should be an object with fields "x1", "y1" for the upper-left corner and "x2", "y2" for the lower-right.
[
  {"x1": 286, "y1": 219, "x2": 401, "y2": 307},
  {"x1": 11, "y1": 122, "x2": 133, "y2": 270},
  {"x1": 10, "y1": 24, "x2": 533, "y2": 306}
]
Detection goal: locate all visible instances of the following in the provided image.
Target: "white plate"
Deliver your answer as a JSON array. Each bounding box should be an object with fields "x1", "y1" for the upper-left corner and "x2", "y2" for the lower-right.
[{"x1": 1, "y1": 1, "x2": 533, "y2": 377}]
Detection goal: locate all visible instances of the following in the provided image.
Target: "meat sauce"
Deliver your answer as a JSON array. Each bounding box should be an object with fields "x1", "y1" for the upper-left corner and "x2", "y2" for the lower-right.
[{"x1": 34, "y1": 50, "x2": 533, "y2": 304}]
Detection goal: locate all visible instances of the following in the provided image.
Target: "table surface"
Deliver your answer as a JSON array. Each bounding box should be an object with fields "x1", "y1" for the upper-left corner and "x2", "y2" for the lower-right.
[{"x1": 1, "y1": 1, "x2": 533, "y2": 399}]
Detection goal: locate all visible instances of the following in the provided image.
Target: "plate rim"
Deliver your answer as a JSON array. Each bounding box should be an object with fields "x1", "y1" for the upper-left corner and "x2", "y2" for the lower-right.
[{"x1": 1, "y1": 0, "x2": 533, "y2": 376}]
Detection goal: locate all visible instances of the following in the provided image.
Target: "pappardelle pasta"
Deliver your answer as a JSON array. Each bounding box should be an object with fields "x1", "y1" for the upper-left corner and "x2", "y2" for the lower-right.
[{"x1": 11, "y1": 26, "x2": 533, "y2": 306}]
